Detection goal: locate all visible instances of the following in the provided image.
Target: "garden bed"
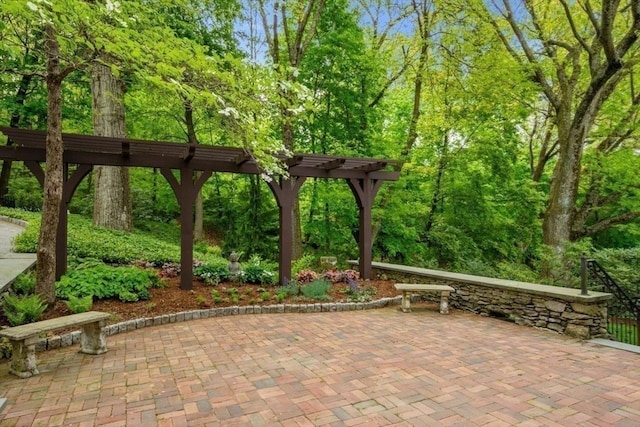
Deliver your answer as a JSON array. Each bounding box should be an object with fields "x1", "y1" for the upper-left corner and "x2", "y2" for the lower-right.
[{"x1": 1, "y1": 276, "x2": 399, "y2": 328}]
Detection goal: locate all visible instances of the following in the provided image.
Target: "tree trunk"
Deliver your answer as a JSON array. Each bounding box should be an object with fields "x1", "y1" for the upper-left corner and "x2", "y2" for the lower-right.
[
  {"x1": 36, "y1": 25, "x2": 65, "y2": 305},
  {"x1": 424, "y1": 134, "x2": 448, "y2": 239},
  {"x1": 371, "y1": 4, "x2": 430, "y2": 243},
  {"x1": 542, "y1": 107, "x2": 592, "y2": 249},
  {"x1": 90, "y1": 61, "x2": 133, "y2": 232},
  {"x1": 184, "y1": 101, "x2": 204, "y2": 240},
  {"x1": 282, "y1": 117, "x2": 304, "y2": 259}
]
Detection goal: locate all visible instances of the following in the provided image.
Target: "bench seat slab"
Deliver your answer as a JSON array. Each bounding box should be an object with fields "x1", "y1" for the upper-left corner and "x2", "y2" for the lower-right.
[{"x1": 1, "y1": 311, "x2": 111, "y2": 378}]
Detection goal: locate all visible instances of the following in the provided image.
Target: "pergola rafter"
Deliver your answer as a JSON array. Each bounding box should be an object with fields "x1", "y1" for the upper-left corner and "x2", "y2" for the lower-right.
[{"x1": 0, "y1": 127, "x2": 400, "y2": 288}]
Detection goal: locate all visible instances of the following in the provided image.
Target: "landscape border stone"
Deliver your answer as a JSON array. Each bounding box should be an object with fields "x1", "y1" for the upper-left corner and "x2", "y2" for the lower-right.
[{"x1": 22, "y1": 296, "x2": 403, "y2": 353}]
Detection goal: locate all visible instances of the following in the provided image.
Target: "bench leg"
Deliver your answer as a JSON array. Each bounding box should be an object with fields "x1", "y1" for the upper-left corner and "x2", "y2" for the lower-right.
[
  {"x1": 80, "y1": 320, "x2": 108, "y2": 355},
  {"x1": 401, "y1": 291, "x2": 411, "y2": 313},
  {"x1": 9, "y1": 337, "x2": 39, "y2": 378},
  {"x1": 439, "y1": 291, "x2": 450, "y2": 314}
]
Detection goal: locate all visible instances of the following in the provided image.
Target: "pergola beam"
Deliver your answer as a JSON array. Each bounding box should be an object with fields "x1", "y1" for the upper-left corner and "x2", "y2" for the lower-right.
[{"x1": 0, "y1": 127, "x2": 400, "y2": 288}]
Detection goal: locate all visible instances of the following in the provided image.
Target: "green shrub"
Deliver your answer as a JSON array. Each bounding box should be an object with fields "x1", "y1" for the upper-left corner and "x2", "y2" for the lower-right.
[
  {"x1": 65, "y1": 295, "x2": 93, "y2": 313},
  {"x1": 56, "y1": 264, "x2": 159, "y2": 302},
  {"x1": 12, "y1": 272, "x2": 35, "y2": 295},
  {"x1": 592, "y1": 248, "x2": 640, "y2": 296},
  {"x1": 300, "y1": 279, "x2": 331, "y2": 301},
  {"x1": 292, "y1": 255, "x2": 317, "y2": 274},
  {"x1": 194, "y1": 263, "x2": 230, "y2": 285},
  {"x1": 344, "y1": 285, "x2": 376, "y2": 303},
  {"x1": 276, "y1": 280, "x2": 300, "y2": 297},
  {"x1": 494, "y1": 262, "x2": 538, "y2": 283},
  {"x1": 243, "y1": 266, "x2": 275, "y2": 284},
  {"x1": 241, "y1": 257, "x2": 276, "y2": 285},
  {"x1": 2, "y1": 294, "x2": 46, "y2": 326}
]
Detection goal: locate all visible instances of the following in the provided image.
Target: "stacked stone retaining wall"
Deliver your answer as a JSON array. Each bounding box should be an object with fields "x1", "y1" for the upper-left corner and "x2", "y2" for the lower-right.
[{"x1": 366, "y1": 261, "x2": 612, "y2": 340}]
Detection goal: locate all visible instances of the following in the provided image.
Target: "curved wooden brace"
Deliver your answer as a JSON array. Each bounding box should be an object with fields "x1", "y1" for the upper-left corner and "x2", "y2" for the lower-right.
[
  {"x1": 160, "y1": 167, "x2": 213, "y2": 290},
  {"x1": 24, "y1": 161, "x2": 45, "y2": 187}
]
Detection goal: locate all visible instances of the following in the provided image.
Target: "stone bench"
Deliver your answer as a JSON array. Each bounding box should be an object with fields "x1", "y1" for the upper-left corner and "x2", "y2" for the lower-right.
[
  {"x1": 394, "y1": 283, "x2": 455, "y2": 314},
  {"x1": 0, "y1": 311, "x2": 111, "y2": 378}
]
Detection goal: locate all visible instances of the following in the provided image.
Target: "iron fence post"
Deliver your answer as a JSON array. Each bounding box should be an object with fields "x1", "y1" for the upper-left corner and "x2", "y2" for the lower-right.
[{"x1": 580, "y1": 254, "x2": 589, "y2": 296}]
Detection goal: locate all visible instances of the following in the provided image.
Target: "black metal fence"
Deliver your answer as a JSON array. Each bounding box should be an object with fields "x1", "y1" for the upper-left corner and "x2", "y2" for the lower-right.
[{"x1": 582, "y1": 255, "x2": 640, "y2": 346}]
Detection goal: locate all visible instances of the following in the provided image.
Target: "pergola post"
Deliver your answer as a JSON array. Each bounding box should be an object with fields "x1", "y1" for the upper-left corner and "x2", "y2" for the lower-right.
[
  {"x1": 56, "y1": 165, "x2": 93, "y2": 279},
  {"x1": 267, "y1": 176, "x2": 306, "y2": 285},
  {"x1": 161, "y1": 168, "x2": 212, "y2": 290},
  {"x1": 347, "y1": 177, "x2": 383, "y2": 280}
]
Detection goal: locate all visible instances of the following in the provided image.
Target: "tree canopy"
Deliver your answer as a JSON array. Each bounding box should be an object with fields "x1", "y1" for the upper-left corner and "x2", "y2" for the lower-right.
[{"x1": 1, "y1": 0, "x2": 640, "y2": 290}]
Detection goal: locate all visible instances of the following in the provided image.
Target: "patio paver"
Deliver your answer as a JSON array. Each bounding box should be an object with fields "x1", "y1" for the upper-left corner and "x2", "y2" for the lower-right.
[{"x1": 1, "y1": 306, "x2": 639, "y2": 426}]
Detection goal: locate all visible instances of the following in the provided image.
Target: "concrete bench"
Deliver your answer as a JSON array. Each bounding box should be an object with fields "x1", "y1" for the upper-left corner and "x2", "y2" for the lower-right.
[
  {"x1": 0, "y1": 311, "x2": 111, "y2": 378},
  {"x1": 394, "y1": 283, "x2": 455, "y2": 314}
]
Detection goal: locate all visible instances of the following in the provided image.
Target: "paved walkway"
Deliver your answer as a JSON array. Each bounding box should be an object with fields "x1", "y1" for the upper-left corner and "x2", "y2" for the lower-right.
[
  {"x1": 0, "y1": 217, "x2": 36, "y2": 292},
  {"x1": 0, "y1": 219, "x2": 23, "y2": 257},
  {"x1": 1, "y1": 305, "x2": 639, "y2": 426}
]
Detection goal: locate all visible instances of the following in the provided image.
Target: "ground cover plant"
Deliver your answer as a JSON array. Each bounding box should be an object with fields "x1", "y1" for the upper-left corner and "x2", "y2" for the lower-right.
[{"x1": 56, "y1": 263, "x2": 161, "y2": 302}]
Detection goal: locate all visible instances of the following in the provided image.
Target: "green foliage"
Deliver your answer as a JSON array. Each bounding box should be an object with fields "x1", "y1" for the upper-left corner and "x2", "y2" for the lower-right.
[
  {"x1": 1, "y1": 167, "x2": 42, "y2": 211},
  {"x1": 0, "y1": 207, "x2": 40, "y2": 223},
  {"x1": 2, "y1": 294, "x2": 46, "y2": 326},
  {"x1": 65, "y1": 295, "x2": 93, "y2": 314},
  {"x1": 241, "y1": 256, "x2": 276, "y2": 285},
  {"x1": 342, "y1": 285, "x2": 376, "y2": 303},
  {"x1": 494, "y1": 262, "x2": 538, "y2": 283},
  {"x1": 276, "y1": 281, "x2": 300, "y2": 297},
  {"x1": 3, "y1": 209, "x2": 219, "y2": 264},
  {"x1": 536, "y1": 240, "x2": 594, "y2": 287},
  {"x1": 292, "y1": 255, "x2": 317, "y2": 274},
  {"x1": 56, "y1": 264, "x2": 159, "y2": 302},
  {"x1": 300, "y1": 279, "x2": 331, "y2": 301},
  {"x1": 454, "y1": 259, "x2": 496, "y2": 277},
  {"x1": 591, "y1": 248, "x2": 640, "y2": 296},
  {"x1": 194, "y1": 263, "x2": 230, "y2": 285},
  {"x1": 11, "y1": 272, "x2": 35, "y2": 295}
]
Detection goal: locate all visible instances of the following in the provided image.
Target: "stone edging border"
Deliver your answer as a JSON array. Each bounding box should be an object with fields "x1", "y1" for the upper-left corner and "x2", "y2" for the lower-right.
[
  {"x1": 0, "y1": 215, "x2": 29, "y2": 228},
  {"x1": 32, "y1": 296, "x2": 404, "y2": 353}
]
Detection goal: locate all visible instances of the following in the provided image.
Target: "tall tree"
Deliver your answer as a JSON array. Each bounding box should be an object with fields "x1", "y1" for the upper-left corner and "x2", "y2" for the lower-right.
[
  {"x1": 91, "y1": 60, "x2": 133, "y2": 231},
  {"x1": 256, "y1": 0, "x2": 327, "y2": 259},
  {"x1": 36, "y1": 23, "x2": 73, "y2": 305},
  {"x1": 472, "y1": 0, "x2": 640, "y2": 251}
]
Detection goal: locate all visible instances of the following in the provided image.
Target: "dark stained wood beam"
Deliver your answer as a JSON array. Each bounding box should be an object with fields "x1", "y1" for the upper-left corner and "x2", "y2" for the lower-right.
[
  {"x1": 319, "y1": 158, "x2": 346, "y2": 170},
  {"x1": 236, "y1": 152, "x2": 251, "y2": 165},
  {"x1": 356, "y1": 161, "x2": 387, "y2": 172},
  {"x1": 182, "y1": 144, "x2": 196, "y2": 161},
  {"x1": 0, "y1": 127, "x2": 401, "y2": 287},
  {"x1": 286, "y1": 155, "x2": 304, "y2": 167}
]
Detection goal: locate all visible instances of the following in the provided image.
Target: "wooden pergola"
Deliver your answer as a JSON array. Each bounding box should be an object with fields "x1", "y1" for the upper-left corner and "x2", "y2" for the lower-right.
[{"x1": 0, "y1": 127, "x2": 400, "y2": 289}]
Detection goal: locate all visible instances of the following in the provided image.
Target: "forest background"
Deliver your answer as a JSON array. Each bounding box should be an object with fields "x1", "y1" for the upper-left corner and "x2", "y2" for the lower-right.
[{"x1": 1, "y1": 0, "x2": 639, "y2": 293}]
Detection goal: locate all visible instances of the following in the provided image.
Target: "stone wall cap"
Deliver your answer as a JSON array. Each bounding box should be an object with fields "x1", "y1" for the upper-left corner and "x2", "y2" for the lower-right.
[{"x1": 363, "y1": 261, "x2": 613, "y2": 303}]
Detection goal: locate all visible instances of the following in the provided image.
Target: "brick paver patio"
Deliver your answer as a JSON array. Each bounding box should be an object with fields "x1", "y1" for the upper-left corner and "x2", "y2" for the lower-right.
[{"x1": 1, "y1": 305, "x2": 639, "y2": 426}]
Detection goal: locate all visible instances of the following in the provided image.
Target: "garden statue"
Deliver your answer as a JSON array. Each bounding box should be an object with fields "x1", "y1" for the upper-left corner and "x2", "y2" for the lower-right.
[{"x1": 228, "y1": 252, "x2": 241, "y2": 280}]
